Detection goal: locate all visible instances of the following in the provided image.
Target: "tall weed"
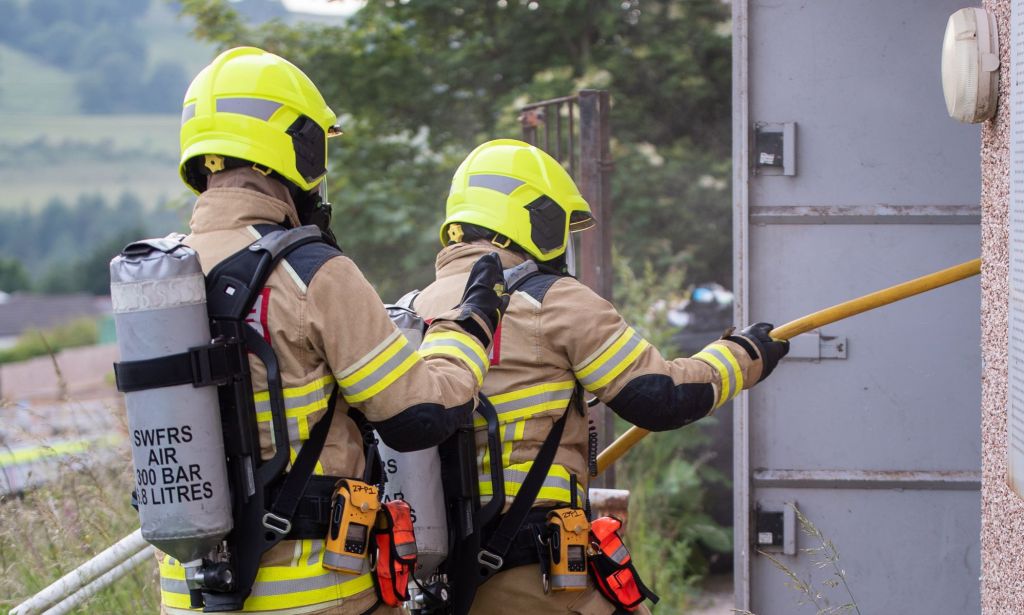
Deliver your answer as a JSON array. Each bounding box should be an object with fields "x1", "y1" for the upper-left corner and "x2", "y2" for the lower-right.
[{"x1": 612, "y1": 251, "x2": 732, "y2": 611}]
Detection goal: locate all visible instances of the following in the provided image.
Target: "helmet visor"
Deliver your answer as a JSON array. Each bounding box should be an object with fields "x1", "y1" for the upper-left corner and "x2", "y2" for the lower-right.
[{"x1": 569, "y1": 210, "x2": 596, "y2": 232}]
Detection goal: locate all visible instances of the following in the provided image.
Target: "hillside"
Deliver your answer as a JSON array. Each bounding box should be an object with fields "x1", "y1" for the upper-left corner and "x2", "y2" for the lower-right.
[{"x1": 0, "y1": 0, "x2": 216, "y2": 213}]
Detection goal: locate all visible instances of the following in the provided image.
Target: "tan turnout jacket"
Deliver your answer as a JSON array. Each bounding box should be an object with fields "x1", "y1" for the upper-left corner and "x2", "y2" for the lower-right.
[
  {"x1": 415, "y1": 241, "x2": 764, "y2": 615},
  {"x1": 159, "y1": 168, "x2": 493, "y2": 615}
]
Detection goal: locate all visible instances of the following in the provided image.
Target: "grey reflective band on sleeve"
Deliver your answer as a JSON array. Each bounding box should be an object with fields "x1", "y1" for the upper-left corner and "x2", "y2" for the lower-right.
[
  {"x1": 702, "y1": 345, "x2": 739, "y2": 402},
  {"x1": 420, "y1": 336, "x2": 488, "y2": 375},
  {"x1": 216, "y1": 97, "x2": 284, "y2": 121},
  {"x1": 469, "y1": 173, "x2": 526, "y2": 195},
  {"x1": 181, "y1": 103, "x2": 196, "y2": 124},
  {"x1": 339, "y1": 341, "x2": 417, "y2": 400},
  {"x1": 577, "y1": 333, "x2": 645, "y2": 390}
]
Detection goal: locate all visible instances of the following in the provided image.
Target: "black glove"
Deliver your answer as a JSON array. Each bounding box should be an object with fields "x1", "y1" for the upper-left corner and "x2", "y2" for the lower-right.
[
  {"x1": 455, "y1": 252, "x2": 510, "y2": 346},
  {"x1": 734, "y1": 322, "x2": 789, "y2": 382}
]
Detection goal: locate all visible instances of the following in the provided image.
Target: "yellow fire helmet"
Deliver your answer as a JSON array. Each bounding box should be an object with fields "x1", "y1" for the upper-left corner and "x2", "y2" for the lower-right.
[
  {"x1": 179, "y1": 46, "x2": 341, "y2": 194},
  {"x1": 442, "y1": 139, "x2": 595, "y2": 262}
]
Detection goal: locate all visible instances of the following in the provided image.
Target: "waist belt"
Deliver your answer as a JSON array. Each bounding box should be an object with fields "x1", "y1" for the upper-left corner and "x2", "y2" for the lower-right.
[
  {"x1": 492, "y1": 507, "x2": 559, "y2": 573},
  {"x1": 267, "y1": 474, "x2": 340, "y2": 540}
]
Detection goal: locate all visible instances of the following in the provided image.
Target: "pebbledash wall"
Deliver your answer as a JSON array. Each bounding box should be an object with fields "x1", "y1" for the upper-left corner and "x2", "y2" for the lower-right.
[{"x1": 982, "y1": 0, "x2": 1024, "y2": 612}]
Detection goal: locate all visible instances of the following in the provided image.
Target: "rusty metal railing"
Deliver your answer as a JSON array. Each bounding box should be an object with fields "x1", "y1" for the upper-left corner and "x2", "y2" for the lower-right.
[
  {"x1": 519, "y1": 94, "x2": 579, "y2": 177},
  {"x1": 516, "y1": 90, "x2": 616, "y2": 487}
]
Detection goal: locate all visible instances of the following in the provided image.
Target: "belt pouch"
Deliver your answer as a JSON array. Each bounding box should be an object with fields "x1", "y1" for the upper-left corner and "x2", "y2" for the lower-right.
[
  {"x1": 587, "y1": 516, "x2": 659, "y2": 611},
  {"x1": 372, "y1": 499, "x2": 418, "y2": 607}
]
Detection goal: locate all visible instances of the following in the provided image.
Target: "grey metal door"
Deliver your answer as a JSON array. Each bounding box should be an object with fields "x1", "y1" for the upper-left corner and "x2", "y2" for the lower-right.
[{"x1": 734, "y1": 1, "x2": 982, "y2": 613}]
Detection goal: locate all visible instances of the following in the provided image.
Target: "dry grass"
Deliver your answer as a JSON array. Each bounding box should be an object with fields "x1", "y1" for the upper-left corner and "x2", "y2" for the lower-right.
[
  {"x1": 0, "y1": 453, "x2": 158, "y2": 614},
  {"x1": 740, "y1": 504, "x2": 860, "y2": 615}
]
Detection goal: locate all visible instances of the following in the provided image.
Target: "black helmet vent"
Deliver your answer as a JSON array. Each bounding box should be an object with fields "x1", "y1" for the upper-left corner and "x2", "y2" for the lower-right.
[
  {"x1": 287, "y1": 115, "x2": 327, "y2": 182},
  {"x1": 525, "y1": 196, "x2": 566, "y2": 253}
]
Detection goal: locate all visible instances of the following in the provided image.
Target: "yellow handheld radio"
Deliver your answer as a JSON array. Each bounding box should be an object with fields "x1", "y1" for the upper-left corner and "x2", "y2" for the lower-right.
[
  {"x1": 323, "y1": 479, "x2": 381, "y2": 574},
  {"x1": 546, "y1": 507, "x2": 590, "y2": 592}
]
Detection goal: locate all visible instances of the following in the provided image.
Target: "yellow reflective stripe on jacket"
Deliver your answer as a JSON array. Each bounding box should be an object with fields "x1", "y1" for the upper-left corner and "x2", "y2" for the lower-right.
[
  {"x1": 573, "y1": 326, "x2": 649, "y2": 392},
  {"x1": 336, "y1": 330, "x2": 418, "y2": 404},
  {"x1": 478, "y1": 461, "x2": 587, "y2": 506},
  {"x1": 160, "y1": 555, "x2": 373, "y2": 612},
  {"x1": 472, "y1": 380, "x2": 575, "y2": 428},
  {"x1": 694, "y1": 342, "x2": 744, "y2": 408},
  {"x1": 419, "y1": 331, "x2": 489, "y2": 386},
  {"x1": 254, "y1": 374, "x2": 334, "y2": 475}
]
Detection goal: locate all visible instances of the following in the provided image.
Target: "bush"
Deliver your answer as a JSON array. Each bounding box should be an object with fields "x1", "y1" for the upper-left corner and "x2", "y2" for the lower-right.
[{"x1": 0, "y1": 318, "x2": 100, "y2": 364}]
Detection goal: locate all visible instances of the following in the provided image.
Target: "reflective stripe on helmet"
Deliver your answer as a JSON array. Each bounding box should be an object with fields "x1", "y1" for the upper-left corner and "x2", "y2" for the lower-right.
[
  {"x1": 216, "y1": 96, "x2": 284, "y2": 121},
  {"x1": 468, "y1": 173, "x2": 526, "y2": 195},
  {"x1": 179, "y1": 47, "x2": 337, "y2": 194}
]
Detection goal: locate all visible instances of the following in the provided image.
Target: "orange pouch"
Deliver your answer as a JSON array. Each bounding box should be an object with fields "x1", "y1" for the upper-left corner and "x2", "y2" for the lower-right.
[
  {"x1": 588, "y1": 516, "x2": 659, "y2": 611},
  {"x1": 372, "y1": 499, "x2": 418, "y2": 607}
]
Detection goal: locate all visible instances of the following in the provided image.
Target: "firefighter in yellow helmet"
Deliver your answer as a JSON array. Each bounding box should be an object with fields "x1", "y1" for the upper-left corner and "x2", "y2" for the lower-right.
[
  {"x1": 413, "y1": 139, "x2": 788, "y2": 614},
  {"x1": 160, "y1": 47, "x2": 508, "y2": 615}
]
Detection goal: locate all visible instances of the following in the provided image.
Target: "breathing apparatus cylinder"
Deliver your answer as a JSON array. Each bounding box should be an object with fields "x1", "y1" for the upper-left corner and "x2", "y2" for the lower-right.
[
  {"x1": 110, "y1": 238, "x2": 233, "y2": 563},
  {"x1": 379, "y1": 297, "x2": 450, "y2": 580},
  {"x1": 378, "y1": 443, "x2": 449, "y2": 580}
]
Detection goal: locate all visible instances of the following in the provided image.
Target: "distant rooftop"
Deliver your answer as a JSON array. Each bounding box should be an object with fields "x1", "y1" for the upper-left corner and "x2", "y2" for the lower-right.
[{"x1": 0, "y1": 293, "x2": 110, "y2": 338}]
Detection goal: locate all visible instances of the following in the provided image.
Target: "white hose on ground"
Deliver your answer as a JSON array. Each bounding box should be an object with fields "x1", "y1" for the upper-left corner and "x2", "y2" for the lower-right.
[
  {"x1": 40, "y1": 546, "x2": 155, "y2": 615},
  {"x1": 11, "y1": 528, "x2": 146, "y2": 615}
]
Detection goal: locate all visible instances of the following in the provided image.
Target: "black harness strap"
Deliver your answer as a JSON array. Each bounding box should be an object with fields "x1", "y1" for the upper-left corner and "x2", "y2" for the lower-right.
[
  {"x1": 476, "y1": 399, "x2": 572, "y2": 573},
  {"x1": 267, "y1": 387, "x2": 339, "y2": 527},
  {"x1": 475, "y1": 394, "x2": 505, "y2": 529}
]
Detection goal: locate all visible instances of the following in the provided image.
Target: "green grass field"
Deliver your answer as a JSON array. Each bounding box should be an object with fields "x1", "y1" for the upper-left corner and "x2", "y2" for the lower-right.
[
  {"x1": 0, "y1": 2, "x2": 214, "y2": 212},
  {"x1": 0, "y1": 113, "x2": 187, "y2": 211},
  {"x1": 0, "y1": 44, "x2": 79, "y2": 115}
]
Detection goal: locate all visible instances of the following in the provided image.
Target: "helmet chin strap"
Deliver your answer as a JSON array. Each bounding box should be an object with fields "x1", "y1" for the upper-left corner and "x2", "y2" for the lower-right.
[{"x1": 290, "y1": 180, "x2": 339, "y2": 245}]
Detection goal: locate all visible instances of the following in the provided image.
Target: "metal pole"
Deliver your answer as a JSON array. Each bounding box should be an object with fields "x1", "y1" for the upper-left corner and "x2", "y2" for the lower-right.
[
  {"x1": 11, "y1": 529, "x2": 147, "y2": 615},
  {"x1": 42, "y1": 546, "x2": 155, "y2": 615},
  {"x1": 577, "y1": 89, "x2": 615, "y2": 487}
]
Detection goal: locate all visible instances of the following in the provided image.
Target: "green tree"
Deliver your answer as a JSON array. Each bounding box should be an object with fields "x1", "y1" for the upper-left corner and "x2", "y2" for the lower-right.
[
  {"x1": 179, "y1": 0, "x2": 733, "y2": 298},
  {"x1": 0, "y1": 258, "x2": 30, "y2": 292}
]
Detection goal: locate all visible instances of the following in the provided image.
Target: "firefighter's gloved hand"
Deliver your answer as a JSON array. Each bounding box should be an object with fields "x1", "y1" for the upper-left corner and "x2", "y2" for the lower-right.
[
  {"x1": 736, "y1": 322, "x2": 788, "y2": 381},
  {"x1": 457, "y1": 252, "x2": 510, "y2": 343}
]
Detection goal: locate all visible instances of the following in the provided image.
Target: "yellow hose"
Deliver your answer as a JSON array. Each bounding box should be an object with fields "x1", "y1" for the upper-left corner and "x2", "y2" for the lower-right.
[{"x1": 595, "y1": 257, "x2": 981, "y2": 475}]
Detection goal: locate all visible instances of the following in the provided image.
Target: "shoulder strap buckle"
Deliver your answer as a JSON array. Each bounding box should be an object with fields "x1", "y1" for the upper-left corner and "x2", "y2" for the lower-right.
[
  {"x1": 262, "y1": 512, "x2": 292, "y2": 536},
  {"x1": 477, "y1": 549, "x2": 504, "y2": 570}
]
